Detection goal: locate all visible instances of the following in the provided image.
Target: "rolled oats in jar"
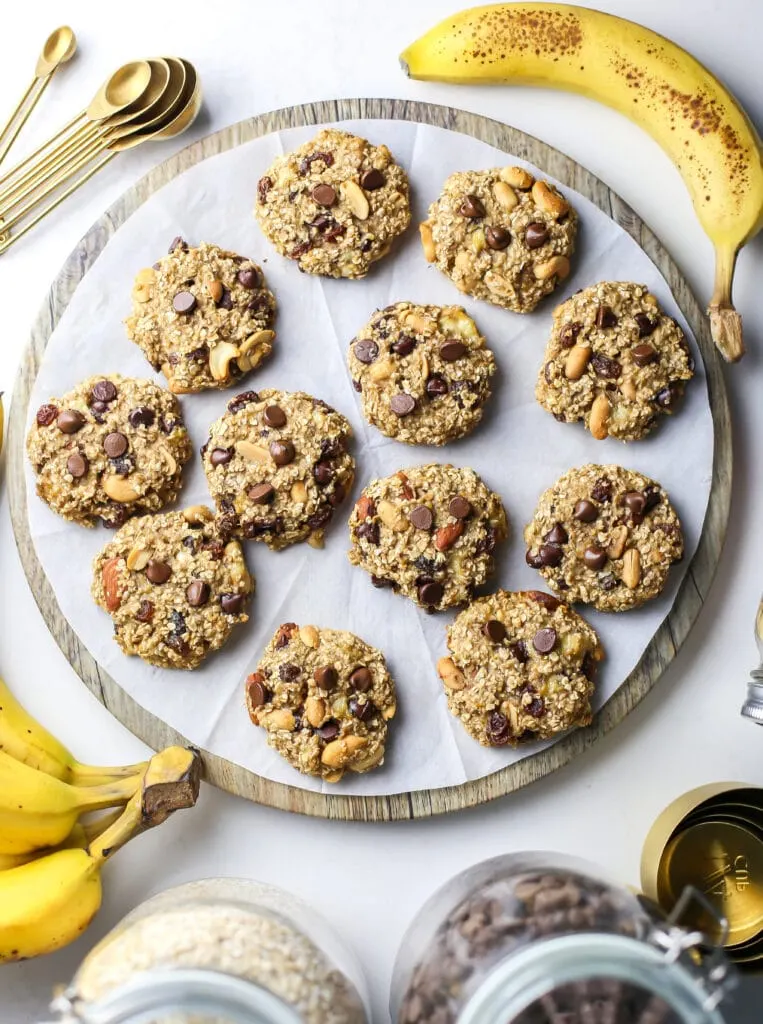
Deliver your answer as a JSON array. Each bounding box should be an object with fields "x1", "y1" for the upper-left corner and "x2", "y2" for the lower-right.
[{"x1": 53, "y1": 878, "x2": 369, "y2": 1024}]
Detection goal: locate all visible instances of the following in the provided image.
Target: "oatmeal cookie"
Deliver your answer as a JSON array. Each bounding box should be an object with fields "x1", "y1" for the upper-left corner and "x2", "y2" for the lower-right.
[
  {"x1": 254, "y1": 128, "x2": 411, "y2": 278},
  {"x1": 125, "y1": 239, "x2": 276, "y2": 393},
  {"x1": 421, "y1": 165, "x2": 577, "y2": 313},
  {"x1": 348, "y1": 464, "x2": 508, "y2": 610},
  {"x1": 348, "y1": 302, "x2": 496, "y2": 445},
  {"x1": 438, "y1": 590, "x2": 603, "y2": 747},
  {"x1": 245, "y1": 623, "x2": 396, "y2": 782},
  {"x1": 524, "y1": 464, "x2": 684, "y2": 612},
  {"x1": 536, "y1": 281, "x2": 695, "y2": 441},
  {"x1": 27, "y1": 374, "x2": 191, "y2": 528},
  {"x1": 92, "y1": 506, "x2": 253, "y2": 669},
  {"x1": 202, "y1": 389, "x2": 354, "y2": 551}
]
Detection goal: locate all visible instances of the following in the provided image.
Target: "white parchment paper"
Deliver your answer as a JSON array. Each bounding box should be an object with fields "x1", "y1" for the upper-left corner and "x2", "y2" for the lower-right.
[{"x1": 24, "y1": 120, "x2": 713, "y2": 796}]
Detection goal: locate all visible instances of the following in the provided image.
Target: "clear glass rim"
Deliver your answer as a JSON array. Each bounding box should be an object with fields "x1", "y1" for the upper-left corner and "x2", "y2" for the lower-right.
[{"x1": 456, "y1": 933, "x2": 728, "y2": 1024}]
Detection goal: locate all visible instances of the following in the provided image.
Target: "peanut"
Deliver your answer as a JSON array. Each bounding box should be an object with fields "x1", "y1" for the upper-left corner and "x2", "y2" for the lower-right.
[
  {"x1": 341, "y1": 179, "x2": 370, "y2": 220},
  {"x1": 135, "y1": 267, "x2": 156, "y2": 285},
  {"x1": 101, "y1": 557, "x2": 123, "y2": 613},
  {"x1": 377, "y1": 499, "x2": 406, "y2": 531},
  {"x1": 382, "y1": 702, "x2": 397, "y2": 721},
  {"x1": 589, "y1": 393, "x2": 611, "y2": 440},
  {"x1": 531, "y1": 180, "x2": 569, "y2": 218},
  {"x1": 564, "y1": 344, "x2": 592, "y2": 380},
  {"x1": 500, "y1": 165, "x2": 534, "y2": 190},
  {"x1": 622, "y1": 548, "x2": 641, "y2": 589},
  {"x1": 262, "y1": 709, "x2": 295, "y2": 732},
  {"x1": 368, "y1": 357, "x2": 394, "y2": 382},
  {"x1": 419, "y1": 222, "x2": 436, "y2": 262},
  {"x1": 183, "y1": 505, "x2": 214, "y2": 525},
  {"x1": 405, "y1": 311, "x2": 433, "y2": 334},
  {"x1": 321, "y1": 734, "x2": 368, "y2": 769},
  {"x1": 533, "y1": 255, "x2": 570, "y2": 281},
  {"x1": 435, "y1": 521, "x2": 464, "y2": 552},
  {"x1": 493, "y1": 180, "x2": 518, "y2": 210},
  {"x1": 209, "y1": 341, "x2": 240, "y2": 382},
  {"x1": 126, "y1": 545, "x2": 150, "y2": 571},
  {"x1": 299, "y1": 625, "x2": 319, "y2": 648},
  {"x1": 290, "y1": 481, "x2": 308, "y2": 503},
  {"x1": 131, "y1": 283, "x2": 152, "y2": 304},
  {"x1": 305, "y1": 697, "x2": 326, "y2": 728},
  {"x1": 235, "y1": 440, "x2": 270, "y2": 463},
  {"x1": 621, "y1": 377, "x2": 637, "y2": 401},
  {"x1": 607, "y1": 525, "x2": 629, "y2": 560},
  {"x1": 437, "y1": 656, "x2": 465, "y2": 691},
  {"x1": 102, "y1": 474, "x2": 140, "y2": 503}
]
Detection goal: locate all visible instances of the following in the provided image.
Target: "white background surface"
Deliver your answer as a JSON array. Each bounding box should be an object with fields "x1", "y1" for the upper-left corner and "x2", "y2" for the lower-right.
[{"x1": 0, "y1": 2, "x2": 761, "y2": 1021}]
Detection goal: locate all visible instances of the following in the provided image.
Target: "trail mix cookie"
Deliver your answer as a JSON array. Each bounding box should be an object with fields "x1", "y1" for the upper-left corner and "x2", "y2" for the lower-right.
[
  {"x1": 348, "y1": 464, "x2": 508, "y2": 611},
  {"x1": 420, "y1": 166, "x2": 577, "y2": 313},
  {"x1": 536, "y1": 281, "x2": 695, "y2": 441},
  {"x1": 348, "y1": 302, "x2": 496, "y2": 445},
  {"x1": 125, "y1": 239, "x2": 276, "y2": 394},
  {"x1": 254, "y1": 128, "x2": 411, "y2": 279},
  {"x1": 92, "y1": 506, "x2": 253, "y2": 669},
  {"x1": 245, "y1": 622, "x2": 396, "y2": 782},
  {"x1": 202, "y1": 389, "x2": 354, "y2": 551},
  {"x1": 27, "y1": 374, "x2": 192, "y2": 528},
  {"x1": 524, "y1": 464, "x2": 684, "y2": 612},
  {"x1": 438, "y1": 590, "x2": 603, "y2": 747}
]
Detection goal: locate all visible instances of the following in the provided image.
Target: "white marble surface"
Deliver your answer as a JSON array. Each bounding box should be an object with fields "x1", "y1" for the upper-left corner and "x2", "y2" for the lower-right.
[{"x1": 0, "y1": 2, "x2": 761, "y2": 1021}]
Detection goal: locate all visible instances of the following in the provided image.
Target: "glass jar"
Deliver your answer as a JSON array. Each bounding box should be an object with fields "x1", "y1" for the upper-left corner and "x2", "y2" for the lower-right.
[
  {"x1": 390, "y1": 853, "x2": 734, "y2": 1024},
  {"x1": 51, "y1": 878, "x2": 369, "y2": 1024},
  {"x1": 740, "y1": 597, "x2": 763, "y2": 724}
]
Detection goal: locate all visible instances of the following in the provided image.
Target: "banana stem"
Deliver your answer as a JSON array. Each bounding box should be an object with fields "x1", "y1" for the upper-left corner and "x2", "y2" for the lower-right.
[
  {"x1": 88, "y1": 790, "x2": 144, "y2": 865},
  {"x1": 80, "y1": 807, "x2": 124, "y2": 844},
  {"x1": 71, "y1": 771, "x2": 144, "y2": 813},
  {"x1": 69, "y1": 760, "x2": 149, "y2": 787},
  {"x1": 708, "y1": 243, "x2": 745, "y2": 362}
]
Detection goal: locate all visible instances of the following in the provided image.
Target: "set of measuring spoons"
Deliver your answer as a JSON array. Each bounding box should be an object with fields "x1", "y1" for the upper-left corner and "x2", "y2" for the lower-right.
[{"x1": 0, "y1": 31, "x2": 202, "y2": 253}]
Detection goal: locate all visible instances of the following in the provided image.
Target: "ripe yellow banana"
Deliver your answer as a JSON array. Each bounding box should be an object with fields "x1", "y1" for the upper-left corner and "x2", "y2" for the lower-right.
[
  {"x1": 0, "y1": 675, "x2": 147, "y2": 785},
  {"x1": 401, "y1": 3, "x2": 763, "y2": 361},
  {"x1": 0, "y1": 809, "x2": 121, "y2": 870},
  {"x1": 0, "y1": 746, "x2": 201, "y2": 962}
]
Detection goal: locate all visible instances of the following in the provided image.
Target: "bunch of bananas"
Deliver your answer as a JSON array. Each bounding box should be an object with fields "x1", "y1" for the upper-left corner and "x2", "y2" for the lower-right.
[
  {"x1": 0, "y1": 676, "x2": 201, "y2": 961},
  {"x1": 401, "y1": 3, "x2": 763, "y2": 362}
]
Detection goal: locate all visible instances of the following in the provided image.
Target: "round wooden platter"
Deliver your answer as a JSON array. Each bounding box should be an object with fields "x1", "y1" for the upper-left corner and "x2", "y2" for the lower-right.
[{"x1": 6, "y1": 98, "x2": 731, "y2": 822}]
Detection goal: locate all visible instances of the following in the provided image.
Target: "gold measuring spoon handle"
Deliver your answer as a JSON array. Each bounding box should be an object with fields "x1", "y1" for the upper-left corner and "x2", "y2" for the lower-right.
[
  {"x1": 0, "y1": 122, "x2": 102, "y2": 214},
  {"x1": 0, "y1": 110, "x2": 89, "y2": 189}
]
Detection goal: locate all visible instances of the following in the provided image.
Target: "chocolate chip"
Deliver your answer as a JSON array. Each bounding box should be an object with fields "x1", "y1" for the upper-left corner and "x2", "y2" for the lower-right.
[
  {"x1": 631, "y1": 342, "x2": 657, "y2": 367},
  {"x1": 583, "y1": 546, "x2": 608, "y2": 570},
  {"x1": 623, "y1": 490, "x2": 647, "y2": 523},
  {"x1": 486, "y1": 711, "x2": 511, "y2": 746},
  {"x1": 418, "y1": 581, "x2": 443, "y2": 606},
  {"x1": 485, "y1": 225, "x2": 511, "y2": 250},
  {"x1": 526, "y1": 550, "x2": 544, "y2": 569},
  {"x1": 425, "y1": 374, "x2": 449, "y2": 398},
  {"x1": 66, "y1": 452, "x2": 88, "y2": 478},
  {"x1": 165, "y1": 634, "x2": 190, "y2": 657},
  {"x1": 316, "y1": 720, "x2": 340, "y2": 741},
  {"x1": 643, "y1": 485, "x2": 661, "y2": 512},
  {"x1": 533, "y1": 627, "x2": 557, "y2": 654},
  {"x1": 279, "y1": 662, "x2": 301, "y2": 681},
  {"x1": 354, "y1": 339, "x2": 379, "y2": 364},
  {"x1": 269, "y1": 440, "x2": 295, "y2": 466},
  {"x1": 220, "y1": 593, "x2": 245, "y2": 615},
  {"x1": 409, "y1": 505, "x2": 434, "y2": 531},
  {"x1": 57, "y1": 410, "x2": 85, "y2": 434},
  {"x1": 582, "y1": 652, "x2": 598, "y2": 681},
  {"x1": 543, "y1": 523, "x2": 568, "y2": 545},
  {"x1": 655, "y1": 382, "x2": 682, "y2": 409},
  {"x1": 237, "y1": 267, "x2": 259, "y2": 290},
  {"x1": 509, "y1": 640, "x2": 529, "y2": 664},
  {"x1": 103, "y1": 432, "x2": 128, "y2": 458},
  {"x1": 314, "y1": 665, "x2": 338, "y2": 691},
  {"x1": 371, "y1": 575, "x2": 395, "y2": 589},
  {"x1": 591, "y1": 353, "x2": 621, "y2": 379},
  {"x1": 311, "y1": 183, "x2": 337, "y2": 207},
  {"x1": 559, "y1": 322, "x2": 582, "y2": 348},
  {"x1": 595, "y1": 305, "x2": 617, "y2": 329},
  {"x1": 524, "y1": 689, "x2": 546, "y2": 718},
  {"x1": 439, "y1": 339, "x2": 467, "y2": 362},
  {"x1": 186, "y1": 580, "x2": 210, "y2": 607},
  {"x1": 90, "y1": 401, "x2": 109, "y2": 421},
  {"x1": 257, "y1": 177, "x2": 272, "y2": 204},
  {"x1": 162, "y1": 417, "x2": 179, "y2": 435},
  {"x1": 600, "y1": 573, "x2": 618, "y2": 591},
  {"x1": 356, "y1": 521, "x2": 380, "y2": 544},
  {"x1": 128, "y1": 406, "x2": 155, "y2": 428},
  {"x1": 539, "y1": 544, "x2": 563, "y2": 567},
  {"x1": 275, "y1": 624, "x2": 296, "y2": 649},
  {"x1": 173, "y1": 291, "x2": 196, "y2": 314},
  {"x1": 313, "y1": 462, "x2": 334, "y2": 486},
  {"x1": 448, "y1": 496, "x2": 472, "y2": 519},
  {"x1": 349, "y1": 698, "x2": 376, "y2": 721},
  {"x1": 262, "y1": 405, "x2": 286, "y2": 428},
  {"x1": 573, "y1": 500, "x2": 598, "y2": 523},
  {"x1": 391, "y1": 334, "x2": 416, "y2": 356},
  {"x1": 36, "y1": 404, "x2": 58, "y2": 426},
  {"x1": 210, "y1": 447, "x2": 233, "y2": 467},
  {"x1": 299, "y1": 150, "x2": 334, "y2": 175},
  {"x1": 591, "y1": 477, "x2": 613, "y2": 503},
  {"x1": 168, "y1": 235, "x2": 187, "y2": 252},
  {"x1": 227, "y1": 391, "x2": 260, "y2": 414},
  {"x1": 360, "y1": 168, "x2": 385, "y2": 190},
  {"x1": 483, "y1": 619, "x2": 506, "y2": 643},
  {"x1": 635, "y1": 312, "x2": 657, "y2": 337},
  {"x1": 135, "y1": 599, "x2": 154, "y2": 623},
  {"x1": 91, "y1": 380, "x2": 117, "y2": 403},
  {"x1": 249, "y1": 482, "x2": 275, "y2": 504},
  {"x1": 247, "y1": 678, "x2": 270, "y2": 707},
  {"x1": 527, "y1": 591, "x2": 560, "y2": 611},
  {"x1": 390, "y1": 393, "x2": 416, "y2": 416},
  {"x1": 146, "y1": 560, "x2": 172, "y2": 585},
  {"x1": 525, "y1": 221, "x2": 550, "y2": 249},
  {"x1": 351, "y1": 666, "x2": 373, "y2": 692},
  {"x1": 459, "y1": 194, "x2": 486, "y2": 218}
]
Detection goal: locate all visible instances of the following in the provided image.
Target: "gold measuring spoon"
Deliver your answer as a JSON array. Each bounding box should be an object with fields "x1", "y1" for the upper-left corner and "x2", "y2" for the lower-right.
[{"x1": 0, "y1": 27, "x2": 77, "y2": 167}]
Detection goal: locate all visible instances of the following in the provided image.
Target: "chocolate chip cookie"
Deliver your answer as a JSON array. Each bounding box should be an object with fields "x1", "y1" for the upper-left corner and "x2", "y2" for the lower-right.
[
  {"x1": 524, "y1": 464, "x2": 684, "y2": 612},
  {"x1": 348, "y1": 464, "x2": 508, "y2": 610},
  {"x1": 125, "y1": 239, "x2": 276, "y2": 394},
  {"x1": 92, "y1": 506, "x2": 253, "y2": 669},
  {"x1": 420, "y1": 166, "x2": 577, "y2": 313},
  {"x1": 438, "y1": 590, "x2": 603, "y2": 747},
  {"x1": 348, "y1": 302, "x2": 496, "y2": 446},
  {"x1": 202, "y1": 388, "x2": 355, "y2": 551},
  {"x1": 254, "y1": 128, "x2": 411, "y2": 279},
  {"x1": 536, "y1": 281, "x2": 695, "y2": 441},
  {"x1": 27, "y1": 374, "x2": 192, "y2": 528},
  {"x1": 245, "y1": 623, "x2": 396, "y2": 782}
]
